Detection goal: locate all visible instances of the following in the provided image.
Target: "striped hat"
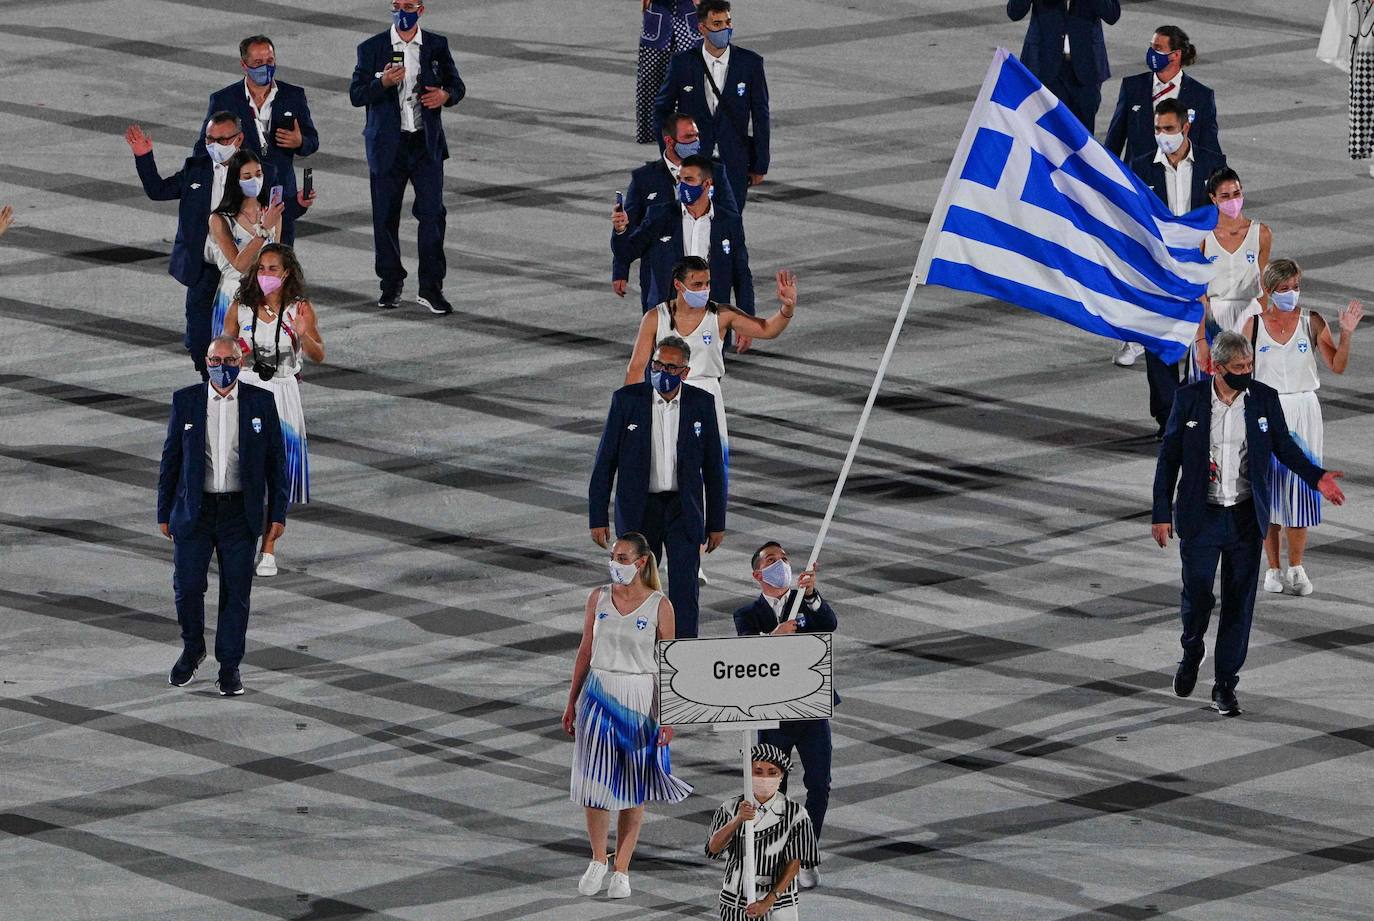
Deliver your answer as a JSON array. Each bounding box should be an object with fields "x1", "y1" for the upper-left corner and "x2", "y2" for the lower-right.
[{"x1": 750, "y1": 743, "x2": 792, "y2": 774}]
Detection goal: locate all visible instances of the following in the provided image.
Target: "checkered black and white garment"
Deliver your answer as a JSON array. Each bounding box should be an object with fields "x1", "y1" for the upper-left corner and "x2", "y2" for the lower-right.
[
  {"x1": 1348, "y1": 1, "x2": 1374, "y2": 158},
  {"x1": 635, "y1": 3, "x2": 703, "y2": 143}
]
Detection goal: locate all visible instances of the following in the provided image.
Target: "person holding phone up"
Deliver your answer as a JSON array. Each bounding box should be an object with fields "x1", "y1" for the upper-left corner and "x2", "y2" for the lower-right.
[
  {"x1": 349, "y1": 1, "x2": 466, "y2": 316},
  {"x1": 199, "y1": 35, "x2": 318, "y2": 246}
]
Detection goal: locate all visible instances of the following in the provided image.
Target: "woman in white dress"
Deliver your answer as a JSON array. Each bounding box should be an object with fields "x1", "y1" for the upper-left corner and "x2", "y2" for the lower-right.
[
  {"x1": 208, "y1": 150, "x2": 282, "y2": 339},
  {"x1": 1192, "y1": 168, "x2": 1271, "y2": 379},
  {"x1": 222, "y1": 244, "x2": 324, "y2": 577},
  {"x1": 1241, "y1": 259, "x2": 1363, "y2": 596},
  {"x1": 562, "y1": 532, "x2": 691, "y2": 901}
]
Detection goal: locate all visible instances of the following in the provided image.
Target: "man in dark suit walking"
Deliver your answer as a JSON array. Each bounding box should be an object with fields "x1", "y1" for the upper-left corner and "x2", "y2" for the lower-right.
[
  {"x1": 589, "y1": 335, "x2": 726, "y2": 638},
  {"x1": 612, "y1": 155, "x2": 755, "y2": 346},
  {"x1": 159, "y1": 336, "x2": 290, "y2": 696},
  {"x1": 1130, "y1": 97, "x2": 1227, "y2": 438},
  {"x1": 349, "y1": 1, "x2": 465, "y2": 314},
  {"x1": 733, "y1": 541, "x2": 838, "y2": 890},
  {"x1": 1153, "y1": 331, "x2": 1346, "y2": 716},
  {"x1": 197, "y1": 35, "x2": 319, "y2": 246},
  {"x1": 1105, "y1": 24, "x2": 1220, "y2": 165},
  {"x1": 126, "y1": 115, "x2": 263, "y2": 378},
  {"x1": 612, "y1": 113, "x2": 736, "y2": 310},
  {"x1": 652, "y1": 0, "x2": 768, "y2": 212},
  {"x1": 1007, "y1": 0, "x2": 1120, "y2": 133}
]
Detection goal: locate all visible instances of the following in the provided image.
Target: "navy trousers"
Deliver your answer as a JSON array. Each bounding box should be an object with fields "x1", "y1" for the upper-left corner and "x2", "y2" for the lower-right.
[
  {"x1": 637, "y1": 490, "x2": 701, "y2": 638},
  {"x1": 184, "y1": 264, "x2": 221, "y2": 380},
  {"x1": 1146, "y1": 351, "x2": 1183, "y2": 434},
  {"x1": 1044, "y1": 55, "x2": 1102, "y2": 134},
  {"x1": 369, "y1": 132, "x2": 447, "y2": 293},
  {"x1": 761, "y1": 719, "x2": 832, "y2": 840},
  {"x1": 1178, "y1": 499, "x2": 1262, "y2": 692},
  {"x1": 173, "y1": 493, "x2": 257, "y2": 672}
]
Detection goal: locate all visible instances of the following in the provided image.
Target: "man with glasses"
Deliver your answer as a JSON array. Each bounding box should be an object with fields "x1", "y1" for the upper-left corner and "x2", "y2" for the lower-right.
[
  {"x1": 127, "y1": 113, "x2": 275, "y2": 378},
  {"x1": 349, "y1": 0, "x2": 466, "y2": 315},
  {"x1": 158, "y1": 336, "x2": 290, "y2": 696},
  {"x1": 589, "y1": 335, "x2": 726, "y2": 638}
]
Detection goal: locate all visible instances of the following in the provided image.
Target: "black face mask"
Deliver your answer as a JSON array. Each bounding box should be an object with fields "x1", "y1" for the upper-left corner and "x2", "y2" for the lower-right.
[{"x1": 1222, "y1": 371, "x2": 1252, "y2": 391}]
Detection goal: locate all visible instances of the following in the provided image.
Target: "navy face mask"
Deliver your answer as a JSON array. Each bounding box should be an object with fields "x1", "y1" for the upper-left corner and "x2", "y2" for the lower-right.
[
  {"x1": 1146, "y1": 47, "x2": 1173, "y2": 73},
  {"x1": 245, "y1": 63, "x2": 275, "y2": 86},
  {"x1": 650, "y1": 369, "x2": 683, "y2": 394},
  {"x1": 677, "y1": 181, "x2": 706, "y2": 205},
  {"x1": 208, "y1": 363, "x2": 241, "y2": 389},
  {"x1": 393, "y1": 7, "x2": 420, "y2": 31}
]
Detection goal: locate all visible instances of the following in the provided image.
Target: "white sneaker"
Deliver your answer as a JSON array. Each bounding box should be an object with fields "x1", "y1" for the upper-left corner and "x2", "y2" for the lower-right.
[
  {"x1": 1287, "y1": 565, "x2": 1313, "y2": 596},
  {"x1": 1113, "y1": 342, "x2": 1145, "y2": 366},
  {"x1": 256, "y1": 553, "x2": 278, "y2": 577},
  {"x1": 1263, "y1": 568, "x2": 1284, "y2": 593},
  {"x1": 606, "y1": 871, "x2": 631, "y2": 899},
  {"x1": 577, "y1": 859, "x2": 608, "y2": 896},
  {"x1": 798, "y1": 866, "x2": 820, "y2": 889}
]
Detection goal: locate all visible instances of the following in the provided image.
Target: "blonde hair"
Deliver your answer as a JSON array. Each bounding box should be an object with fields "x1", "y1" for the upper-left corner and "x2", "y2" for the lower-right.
[
  {"x1": 1262, "y1": 258, "x2": 1301, "y2": 294},
  {"x1": 617, "y1": 532, "x2": 661, "y2": 591}
]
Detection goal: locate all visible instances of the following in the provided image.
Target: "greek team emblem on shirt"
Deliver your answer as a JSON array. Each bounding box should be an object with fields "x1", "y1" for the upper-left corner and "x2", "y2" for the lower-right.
[
  {"x1": 722, "y1": 238, "x2": 731, "y2": 254},
  {"x1": 1298, "y1": 340, "x2": 1309, "y2": 353},
  {"x1": 1258, "y1": 416, "x2": 1269, "y2": 433},
  {"x1": 251, "y1": 417, "x2": 262, "y2": 434},
  {"x1": 635, "y1": 615, "x2": 649, "y2": 631},
  {"x1": 694, "y1": 420, "x2": 702, "y2": 437},
  {"x1": 737, "y1": 81, "x2": 746, "y2": 96},
  {"x1": 1246, "y1": 250, "x2": 1257, "y2": 264},
  {"x1": 702, "y1": 333, "x2": 713, "y2": 345}
]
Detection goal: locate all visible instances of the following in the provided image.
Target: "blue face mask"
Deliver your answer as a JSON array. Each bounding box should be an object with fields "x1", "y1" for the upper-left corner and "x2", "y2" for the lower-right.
[
  {"x1": 245, "y1": 63, "x2": 275, "y2": 86},
  {"x1": 393, "y1": 7, "x2": 420, "y2": 31},
  {"x1": 677, "y1": 181, "x2": 706, "y2": 206},
  {"x1": 760, "y1": 559, "x2": 792, "y2": 589},
  {"x1": 650, "y1": 369, "x2": 683, "y2": 394},
  {"x1": 705, "y1": 26, "x2": 733, "y2": 50},
  {"x1": 208, "y1": 363, "x2": 240, "y2": 389},
  {"x1": 673, "y1": 138, "x2": 701, "y2": 158},
  {"x1": 239, "y1": 176, "x2": 263, "y2": 198},
  {"x1": 678, "y1": 286, "x2": 710, "y2": 309},
  {"x1": 1146, "y1": 47, "x2": 1173, "y2": 73},
  {"x1": 1270, "y1": 289, "x2": 1300, "y2": 312}
]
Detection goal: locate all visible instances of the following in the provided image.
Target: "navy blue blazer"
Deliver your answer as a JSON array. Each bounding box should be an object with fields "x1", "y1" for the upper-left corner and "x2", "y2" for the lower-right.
[
  {"x1": 158, "y1": 382, "x2": 290, "y2": 540},
  {"x1": 134, "y1": 150, "x2": 280, "y2": 288},
  {"x1": 349, "y1": 30, "x2": 465, "y2": 176},
  {"x1": 1153, "y1": 380, "x2": 1325, "y2": 540},
  {"x1": 1008, "y1": 0, "x2": 1120, "y2": 86},
  {"x1": 612, "y1": 156, "x2": 737, "y2": 310},
  {"x1": 1130, "y1": 144, "x2": 1227, "y2": 213},
  {"x1": 652, "y1": 46, "x2": 769, "y2": 210},
  {"x1": 1105, "y1": 71, "x2": 1221, "y2": 164},
  {"x1": 194, "y1": 80, "x2": 318, "y2": 206},
  {"x1": 589, "y1": 382, "x2": 727, "y2": 543},
  {"x1": 612, "y1": 201, "x2": 754, "y2": 315},
  {"x1": 733, "y1": 589, "x2": 840, "y2": 704}
]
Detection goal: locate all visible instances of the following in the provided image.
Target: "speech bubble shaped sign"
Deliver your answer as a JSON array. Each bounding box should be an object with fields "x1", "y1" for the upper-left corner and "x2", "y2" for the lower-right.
[{"x1": 659, "y1": 634, "x2": 832, "y2": 724}]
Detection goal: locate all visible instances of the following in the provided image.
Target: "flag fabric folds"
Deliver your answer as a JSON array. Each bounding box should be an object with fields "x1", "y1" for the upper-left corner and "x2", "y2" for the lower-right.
[{"x1": 915, "y1": 49, "x2": 1216, "y2": 364}]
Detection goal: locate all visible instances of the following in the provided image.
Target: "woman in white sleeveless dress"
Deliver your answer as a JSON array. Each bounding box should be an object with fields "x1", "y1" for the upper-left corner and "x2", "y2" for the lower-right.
[
  {"x1": 562, "y1": 532, "x2": 691, "y2": 901},
  {"x1": 207, "y1": 150, "x2": 282, "y2": 339},
  {"x1": 1192, "y1": 169, "x2": 1270, "y2": 380},
  {"x1": 1242, "y1": 259, "x2": 1363, "y2": 596},
  {"x1": 222, "y1": 244, "x2": 325, "y2": 578}
]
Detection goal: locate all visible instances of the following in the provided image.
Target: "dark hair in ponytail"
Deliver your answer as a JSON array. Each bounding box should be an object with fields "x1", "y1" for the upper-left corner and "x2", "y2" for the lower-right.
[
  {"x1": 1206, "y1": 167, "x2": 1241, "y2": 198},
  {"x1": 1155, "y1": 25, "x2": 1196, "y2": 67}
]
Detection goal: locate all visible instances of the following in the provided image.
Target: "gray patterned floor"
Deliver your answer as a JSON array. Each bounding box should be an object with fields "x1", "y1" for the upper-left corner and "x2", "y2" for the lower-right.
[{"x1": 3, "y1": 1, "x2": 1374, "y2": 919}]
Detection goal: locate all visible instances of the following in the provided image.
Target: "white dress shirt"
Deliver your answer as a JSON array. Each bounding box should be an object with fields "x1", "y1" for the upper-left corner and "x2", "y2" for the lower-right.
[
  {"x1": 391, "y1": 25, "x2": 424, "y2": 132},
  {"x1": 1154, "y1": 143, "x2": 1195, "y2": 216},
  {"x1": 244, "y1": 79, "x2": 279, "y2": 149},
  {"x1": 681, "y1": 203, "x2": 713, "y2": 259},
  {"x1": 663, "y1": 153, "x2": 682, "y2": 181},
  {"x1": 1207, "y1": 383, "x2": 1250, "y2": 506},
  {"x1": 1152, "y1": 71, "x2": 1183, "y2": 104},
  {"x1": 702, "y1": 44, "x2": 731, "y2": 114},
  {"x1": 204, "y1": 383, "x2": 242, "y2": 493},
  {"x1": 210, "y1": 161, "x2": 230, "y2": 211},
  {"x1": 650, "y1": 389, "x2": 681, "y2": 493}
]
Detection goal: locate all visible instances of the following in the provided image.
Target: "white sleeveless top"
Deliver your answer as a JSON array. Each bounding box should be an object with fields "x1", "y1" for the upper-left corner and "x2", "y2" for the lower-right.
[
  {"x1": 655, "y1": 302, "x2": 726, "y2": 381},
  {"x1": 590, "y1": 587, "x2": 662, "y2": 675},
  {"x1": 1205, "y1": 221, "x2": 1261, "y2": 327},
  {"x1": 238, "y1": 300, "x2": 304, "y2": 378},
  {"x1": 1254, "y1": 311, "x2": 1321, "y2": 394},
  {"x1": 208, "y1": 213, "x2": 273, "y2": 270}
]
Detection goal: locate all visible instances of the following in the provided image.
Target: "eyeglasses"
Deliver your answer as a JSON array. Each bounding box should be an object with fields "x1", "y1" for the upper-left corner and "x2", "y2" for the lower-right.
[
  {"x1": 651, "y1": 360, "x2": 688, "y2": 375},
  {"x1": 206, "y1": 357, "x2": 240, "y2": 367},
  {"x1": 206, "y1": 133, "x2": 240, "y2": 145}
]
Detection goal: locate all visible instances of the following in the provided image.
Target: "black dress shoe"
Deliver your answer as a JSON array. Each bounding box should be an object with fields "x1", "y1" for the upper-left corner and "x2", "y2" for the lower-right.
[
  {"x1": 1211, "y1": 685, "x2": 1241, "y2": 716},
  {"x1": 217, "y1": 670, "x2": 245, "y2": 697},
  {"x1": 378, "y1": 284, "x2": 402, "y2": 309},
  {"x1": 1173, "y1": 658, "x2": 1200, "y2": 698},
  {"x1": 418, "y1": 289, "x2": 452, "y2": 315},
  {"x1": 169, "y1": 649, "x2": 207, "y2": 687}
]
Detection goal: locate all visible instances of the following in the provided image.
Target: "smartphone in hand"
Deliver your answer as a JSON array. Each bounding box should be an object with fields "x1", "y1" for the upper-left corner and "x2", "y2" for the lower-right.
[
  {"x1": 390, "y1": 51, "x2": 405, "y2": 67},
  {"x1": 614, "y1": 191, "x2": 625, "y2": 212},
  {"x1": 302, "y1": 168, "x2": 314, "y2": 198},
  {"x1": 269, "y1": 185, "x2": 284, "y2": 208}
]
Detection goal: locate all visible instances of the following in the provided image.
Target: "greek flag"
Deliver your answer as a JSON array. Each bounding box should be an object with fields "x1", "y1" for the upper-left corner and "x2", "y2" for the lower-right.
[{"x1": 915, "y1": 49, "x2": 1216, "y2": 364}]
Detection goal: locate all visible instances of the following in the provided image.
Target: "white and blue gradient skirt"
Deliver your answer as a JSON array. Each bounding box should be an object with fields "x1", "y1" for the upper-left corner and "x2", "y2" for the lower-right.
[{"x1": 570, "y1": 669, "x2": 692, "y2": 810}]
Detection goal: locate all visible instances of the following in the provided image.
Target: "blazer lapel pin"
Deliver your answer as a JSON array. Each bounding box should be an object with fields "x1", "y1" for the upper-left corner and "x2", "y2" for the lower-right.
[
  {"x1": 1131, "y1": 104, "x2": 1141, "y2": 112},
  {"x1": 736, "y1": 81, "x2": 746, "y2": 96},
  {"x1": 184, "y1": 422, "x2": 194, "y2": 430},
  {"x1": 646, "y1": 191, "x2": 658, "y2": 200},
  {"x1": 1257, "y1": 416, "x2": 1268, "y2": 433},
  {"x1": 190, "y1": 182, "x2": 202, "y2": 189},
  {"x1": 252, "y1": 417, "x2": 263, "y2": 434},
  {"x1": 1186, "y1": 420, "x2": 1198, "y2": 428},
  {"x1": 628, "y1": 423, "x2": 639, "y2": 431},
  {"x1": 659, "y1": 234, "x2": 672, "y2": 243},
  {"x1": 693, "y1": 420, "x2": 702, "y2": 437},
  {"x1": 721, "y1": 238, "x2": 731, "y2": 254},
  {"x1": 684, "y1": 85, "x2": 694, "y2": 92}
]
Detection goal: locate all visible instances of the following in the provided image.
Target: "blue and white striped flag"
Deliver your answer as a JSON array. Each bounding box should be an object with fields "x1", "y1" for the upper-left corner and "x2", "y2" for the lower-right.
[{"x1": 915, "y1": 49, "x2": 1216, "y2": 364}]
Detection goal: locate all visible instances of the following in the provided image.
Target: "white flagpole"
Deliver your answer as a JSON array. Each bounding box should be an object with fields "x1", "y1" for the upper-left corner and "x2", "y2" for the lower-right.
[{"x1": 741, "y1": 728, "x2": 757, "y2": 902}]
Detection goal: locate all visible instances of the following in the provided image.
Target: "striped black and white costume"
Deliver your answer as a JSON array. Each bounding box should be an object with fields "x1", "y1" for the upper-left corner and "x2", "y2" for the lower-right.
[{"x1": 707, "y1": 792, "x2": 818, "y2": 921}]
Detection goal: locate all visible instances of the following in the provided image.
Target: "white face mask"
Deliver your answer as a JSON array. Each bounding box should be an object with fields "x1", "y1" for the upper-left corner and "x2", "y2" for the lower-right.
[
  {"x1": 608, "y1": 559, "x2": 639, "y2": 586},
  {"x1": 238, "y1": 176, "x2": 263, "y2": 197},
  {"x1": 1155, "y1": 131, "x2": 1185, "y2": 155},
  {"x1": 752, "y1": 775, "x2": 782, "y2": 803},
  {"x1": 207, "y1": 141, "x2": 238, "y2": 165},
  {"x1": 760, "y1": 559, "x2": 792, "y2": 590}
]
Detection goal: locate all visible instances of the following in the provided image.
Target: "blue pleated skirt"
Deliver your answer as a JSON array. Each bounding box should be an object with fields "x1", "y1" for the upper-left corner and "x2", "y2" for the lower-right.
[{"x1": 570, "y1": 669, "x2": 692, "y2": 810}]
